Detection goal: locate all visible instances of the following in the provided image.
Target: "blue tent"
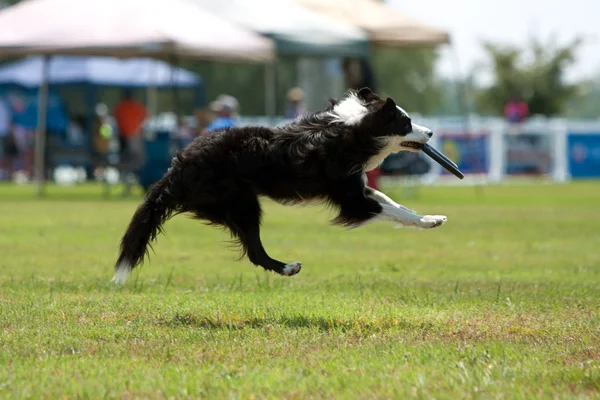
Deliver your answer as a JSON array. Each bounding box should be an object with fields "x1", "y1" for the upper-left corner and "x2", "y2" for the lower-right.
[
  {"x1": 0, "y1": 56, "x2": 205, "y2": 187},
  {"x1": 0, "y1": 55, "x2": 202, "y2": 88},
  {"x1": 0, "y1": 55, "x2": 205, "y2": 130}
]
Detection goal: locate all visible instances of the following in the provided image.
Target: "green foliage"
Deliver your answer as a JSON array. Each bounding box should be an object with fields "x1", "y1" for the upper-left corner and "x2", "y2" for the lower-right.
[
  {"x1": 475, "y1": 37, "x2": 583, "y2": 117},
  {"x1": 177, "y1": 57, "x2": 297, "y2": 116},
  {"x1": 432, "y1": 77, "x2": 479, "y2": 117},
  {"x1": 566, "y1": 72, "x2": 600, "y2": 119},
  {"x1": 1, "y1": 182, "x2": 599, "y2": 398},
  {"x1": 172, "y1": 47, "x2": 442, "y2": 116},
  {"x1": 372, "y1": 47, "x2": 442, "y2": 114}
]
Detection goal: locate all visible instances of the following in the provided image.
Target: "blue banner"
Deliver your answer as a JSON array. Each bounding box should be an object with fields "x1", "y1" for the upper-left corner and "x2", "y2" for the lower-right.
[
  {"x1": 438, "y1": 133, "x2": 489, "y2": 175},
  {"x1": 568, "y1": 133, "x2": 600, "y2": 178}
]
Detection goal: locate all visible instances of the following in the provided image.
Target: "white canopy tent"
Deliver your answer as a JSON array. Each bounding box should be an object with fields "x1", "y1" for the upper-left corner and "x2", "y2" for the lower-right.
[
  {"x1": 0, "y1": 0, "x2": 275, "y2": 61},
  {"x1": 293, "y1": 0, "x2": 450, "y2": 46},
  {"x1": 0, "y1": 0, "x2": 276, "y2": 195},
  {"x1": 194, "y1": 0, "x2": 369, "y2": 57},
  {"x1": 291, "y1": 0, "x2": 464, "y2": 118},
  {"x1": 194, "y1": 0, "x2": 372, "y2": 113}
]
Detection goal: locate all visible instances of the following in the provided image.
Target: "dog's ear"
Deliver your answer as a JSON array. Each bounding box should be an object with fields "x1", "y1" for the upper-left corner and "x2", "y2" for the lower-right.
[
  {"x1": 357, "y1": 87, "x2": 380, "y2": 102},
  {"x1": 380, "y1": 97, "x2": 397, "y2": 122},
  {"x1": 357, "y1": 87, "x2": 373, "y2": 100}
]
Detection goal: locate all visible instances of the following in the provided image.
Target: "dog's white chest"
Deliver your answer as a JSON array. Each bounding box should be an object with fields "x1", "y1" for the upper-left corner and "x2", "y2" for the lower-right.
[{"x1": 363, "y1": 138, "x2": 399, "y2": 171}]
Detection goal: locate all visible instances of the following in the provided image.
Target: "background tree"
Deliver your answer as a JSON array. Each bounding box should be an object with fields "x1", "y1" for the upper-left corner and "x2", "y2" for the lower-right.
[
  {"x1": 565, "y1": 70, "x2": 600, "y2": 119},
  {"x1": 178, "y1": 48, "x2": 442, "y2": 116},
  {"x1": 475, "y1": 37, "x2": 583, "y2": 117},
  {"x1": 371, "y1": 47, "x2": 442, "y2": 114}
]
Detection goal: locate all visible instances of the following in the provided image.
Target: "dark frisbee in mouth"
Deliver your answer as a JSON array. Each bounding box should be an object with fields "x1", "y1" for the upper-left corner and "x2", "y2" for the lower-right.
[{"x1": 401, "y1": 141, "x2": 464, "y2": 179}]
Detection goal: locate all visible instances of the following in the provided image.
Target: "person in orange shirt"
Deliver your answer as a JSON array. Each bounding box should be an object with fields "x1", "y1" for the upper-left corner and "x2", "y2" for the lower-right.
[{"x1": 114, "y1": 89, "x2": 147, "y2": 195}]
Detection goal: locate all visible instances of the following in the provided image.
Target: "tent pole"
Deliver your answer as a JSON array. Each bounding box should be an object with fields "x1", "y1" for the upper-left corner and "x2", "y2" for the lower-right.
[
  {"x1": 170, "y1": 52, "x2": 183, "y2": 146},
  {"x1": 169, "y1": 53, "x2": 182, "y2": 134},
  {"x1": 34, "y1": 55, "x2": 50, "y2": 197},
  {"x1": 146, "y1": 58, "x2": 157, "y2": 118},
  {"x1": 265, "y1": 59, "x2": 277, "y2": 124}
]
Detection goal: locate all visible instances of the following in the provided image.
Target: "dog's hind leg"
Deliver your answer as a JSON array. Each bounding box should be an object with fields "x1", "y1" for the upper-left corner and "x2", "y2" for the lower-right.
[{"x1": 214, "y1": 194, "x2": 302, "y2": 277}]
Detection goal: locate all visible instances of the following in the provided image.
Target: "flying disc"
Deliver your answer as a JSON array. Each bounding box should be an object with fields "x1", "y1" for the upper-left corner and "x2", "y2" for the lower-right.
[{"x1": 421, "y1": 143, "x2": 464, "y2": 179}]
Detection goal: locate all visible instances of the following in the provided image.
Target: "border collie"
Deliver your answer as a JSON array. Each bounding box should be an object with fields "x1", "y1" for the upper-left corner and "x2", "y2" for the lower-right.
[{"x1": 112, "y1": 87, "x2": 446, "y2": 284}]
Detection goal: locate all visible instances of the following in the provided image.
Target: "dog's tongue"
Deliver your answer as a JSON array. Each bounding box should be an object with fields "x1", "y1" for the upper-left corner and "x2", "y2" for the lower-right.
[{"x1": 420, "y1": 143, "x2": 464, "y2": 180}]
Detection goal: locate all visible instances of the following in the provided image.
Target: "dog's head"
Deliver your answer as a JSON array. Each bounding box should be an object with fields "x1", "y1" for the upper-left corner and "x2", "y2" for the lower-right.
[{"x1": 328, "y1": 87, "x2": 433, "y2": 153}]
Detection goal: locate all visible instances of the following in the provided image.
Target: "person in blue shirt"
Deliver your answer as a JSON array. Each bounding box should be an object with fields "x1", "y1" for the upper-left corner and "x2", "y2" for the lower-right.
[{"x1": 204, "y1": 95, "x2": 238, "y2": 134}]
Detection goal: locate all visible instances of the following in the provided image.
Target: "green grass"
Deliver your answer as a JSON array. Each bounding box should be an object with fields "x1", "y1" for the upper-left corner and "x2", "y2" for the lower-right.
[{"x1": 0, "y1": 181, "x2": 599, "y2": 399}]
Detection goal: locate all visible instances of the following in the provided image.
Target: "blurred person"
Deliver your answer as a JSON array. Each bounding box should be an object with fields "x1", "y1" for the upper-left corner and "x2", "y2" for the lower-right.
[
  {"x1": 284, "y1": 87, "x2": 306, "y2": 119},
  {"x1": 114, "y1": 89, "x2": 147, "y2": 196},
  {"x1": 504, "y1": 93, "x2": 529, "y2": 125},
  {"x1": 342, "y1": 58, "x2": 361, "y2": 89},
  {"x1": 10, "y1": 124, "x2": 33, "y2": 180},
  {"x1": 6, "y1": 94, "x2": 34, "y2": 180},
  {"x1": 0, "y1": 96, "x2": 16, "y2": 180},
  {"x1": 203, "y1": 94, "x2": 238, "y2": 134},
  {"x1": 342, "y1": 58, "x2": 377, "y2": 93},
  {"x1": 173, "y1": 115, "x2": 197, "y2": 149},
  {"x1": 92, "y1": 103, "x2": 115, "y2": 185},
  {"x1": 194, "y1": 108, "x2": 211, "y2": 135}
]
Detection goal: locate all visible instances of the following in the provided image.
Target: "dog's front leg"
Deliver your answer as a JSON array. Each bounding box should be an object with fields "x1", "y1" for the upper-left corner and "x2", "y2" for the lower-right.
[
  {"x1": 339, "y1": 174, "x2": 446, "y2": 230},
  {"x1": 361, "y1": 172, "x2": 414, "y2": 212},
  {"x1": 362, "y1": 182, "x2": 446, "y2": 229},
  {"x1": 378, "y1": 204, "x2": 447, "y2": 229}
]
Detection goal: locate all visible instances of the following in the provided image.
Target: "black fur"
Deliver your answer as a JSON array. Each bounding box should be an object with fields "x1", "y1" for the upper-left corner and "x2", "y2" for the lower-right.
[{"x1": 115, "y1": 88, "x2": 415, "y2": 277}]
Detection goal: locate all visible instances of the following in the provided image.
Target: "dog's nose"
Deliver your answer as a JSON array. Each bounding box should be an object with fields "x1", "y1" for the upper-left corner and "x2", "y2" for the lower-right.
[{"x1": 426, "y1": 129, "x2": 433, "y2": 138}]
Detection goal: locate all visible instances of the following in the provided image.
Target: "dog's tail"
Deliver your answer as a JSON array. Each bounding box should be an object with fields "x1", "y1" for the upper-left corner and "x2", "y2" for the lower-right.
[{"x1": 112, "y1": 166, "x2": 181, "y2": 285}]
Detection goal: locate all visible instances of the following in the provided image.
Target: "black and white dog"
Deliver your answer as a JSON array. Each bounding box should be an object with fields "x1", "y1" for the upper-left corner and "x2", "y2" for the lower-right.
[{"x1": 112, "y1": 87, "x2": 446, "y2": 284}]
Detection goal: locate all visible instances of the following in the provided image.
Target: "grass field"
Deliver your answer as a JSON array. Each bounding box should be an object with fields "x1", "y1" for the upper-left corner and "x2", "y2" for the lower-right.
[{"x1": 0, "y1": 181, "x2": 599, "y2": 399}]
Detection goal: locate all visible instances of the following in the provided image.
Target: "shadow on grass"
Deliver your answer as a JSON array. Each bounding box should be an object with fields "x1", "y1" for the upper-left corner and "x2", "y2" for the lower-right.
[
  {"x1": 157, "y1": 311, "x2": 600, "y2": 346},
  {"x1": 159, "y1": 312, "x2": 435, "y2": 333}
]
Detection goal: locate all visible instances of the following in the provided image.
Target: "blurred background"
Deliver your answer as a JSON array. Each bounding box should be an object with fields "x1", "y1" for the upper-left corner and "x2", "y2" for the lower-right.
[{"x1": 0, "y1": 0, "x2": 598, "y2": 193}]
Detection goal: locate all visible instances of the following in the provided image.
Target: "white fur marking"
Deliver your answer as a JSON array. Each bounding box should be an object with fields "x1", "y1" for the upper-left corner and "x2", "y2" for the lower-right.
[
  {"x1": 349, "y1": 204, "x2": 447, "y2": 230},
  {"x1": 379, "y1": 204, "x2": 422, "y2": 226},
  {"x1": 411, "y1": 123, "x2": 432, "y2": 137},
  {"x1": 417, "y1": 215, "x2": 448, "y2": 228},
  {"x1": 364, "y1": 137, "x2": 399, "y2": 171},
  {"x1": 362, "y1": 120, "x2": 435, "y2": 170},
  {"x1": 367, "y1": 188, "x2": 415, "y2": 213},
  {"x1": 379, "y1": 204, "x2": 447, "y2": 229},
  {"x1": 112, "y1": 260, "x2": 132, "y2": 285},
  {"x1": 329, "y1": 93, "x2": 368, "y2": 125},
  {"x1": 282, "y1": 261, "x2": 302, "y2": 276},
  {"x1": 396, "y1": 105, "x2": 410, "y2": 117}
]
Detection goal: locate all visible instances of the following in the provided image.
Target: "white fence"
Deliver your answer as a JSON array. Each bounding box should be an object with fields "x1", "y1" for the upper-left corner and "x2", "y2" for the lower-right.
[{"x1": 237, "y1": 115, "x2": 600, "y2": 184}]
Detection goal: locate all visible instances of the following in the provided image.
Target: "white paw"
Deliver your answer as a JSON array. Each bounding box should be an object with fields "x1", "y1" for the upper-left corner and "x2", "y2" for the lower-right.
[
  {"x1": 418, "y1": 215, "x2": 447, "y2": 229},
  {"x1": 282, "y1": 261, "x2": 302, "y2": 276}
]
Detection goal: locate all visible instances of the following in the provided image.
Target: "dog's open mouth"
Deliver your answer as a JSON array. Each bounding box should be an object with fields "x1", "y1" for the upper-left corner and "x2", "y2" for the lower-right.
[{"x1": 400, "y1": 141, "x2": 423, "y2": 149}]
